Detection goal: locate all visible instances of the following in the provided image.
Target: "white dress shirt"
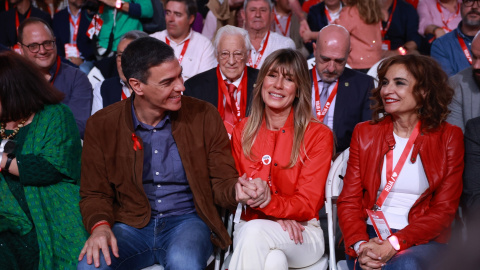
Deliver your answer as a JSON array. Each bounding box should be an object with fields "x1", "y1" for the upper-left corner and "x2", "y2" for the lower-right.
[
  {"x1": 311, "y1": 69, "x2": 337, "y2": 130},
  {"x1": 248, "y1": 31, "x2": 296, "y2": 70}
]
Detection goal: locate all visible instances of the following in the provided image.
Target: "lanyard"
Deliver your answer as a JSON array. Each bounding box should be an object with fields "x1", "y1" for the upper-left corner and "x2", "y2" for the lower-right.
[
  {"x1": 166, "y1": 37, "x2": 190, "y2": 64},
  {"x1": 375, "y1": 121, "x2": 421, "y2": 209},
  {"x1": 273, "y1": 12, "x2": 291, "y2": 36},
  {"x1": 436, "y1": 1, "x2": 460, "y2": 32},
  {"x1": 216, "y1": 65, "x2": 248, "y2": 123},
  {"x1": 248, "y1": 31, "x2": 270, "y2": 69},
  {"x1": 457, "y1": 33, "x2": 473, "y2": 64},
  {"x1": 312, "y1": 67, "x2": 338, "y2": 122},
  {"x1": 50, "y1": 56, "x2": 62, "y2": 85},
  {"x1": 69, "y1": 13, "x2": 80, "y2": 42},
  {"x1": 16, "y1": 8, "x2": 32, "y2": 32},
  {"x1": 381, "y1": 0, "x2": 397, "y2": 39},
  {"x1": 325, "y1": 7, "x2": 332, "y2": 23},
  {"x1": 5, "y1": 1, "x2": 9, "y2": 11}
]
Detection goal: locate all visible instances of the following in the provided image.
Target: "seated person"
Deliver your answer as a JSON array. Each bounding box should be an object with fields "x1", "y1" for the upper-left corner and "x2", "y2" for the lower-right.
[
  {"x1": 77, "y1": 37, "x2": 269, "y2": 269},
  {"x1": 0, "y1": 51, "x2": 87, "y2": 269},
  {"x1": 338, "y1": 55, "x2": 463, "y2": 270},
  {"x1": 417, "y1": 0, "x2": 461, "y2": 40},
  {"x1": 91, "y1": 30, "x2": 148, "y2": 115},
  {"x1": 229, "y1": 49, "x2": 334, "y2": 269}
]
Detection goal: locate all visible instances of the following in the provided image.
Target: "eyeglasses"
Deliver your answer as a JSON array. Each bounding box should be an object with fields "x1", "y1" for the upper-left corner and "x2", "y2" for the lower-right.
[
  {"x1": 21, "y1": 40, "x2": 56, "y2": 53},
  {"x1": 463, "y1": 0, "x2": 480, "y2": 7},
  {"x1": 219, "y1": 51, "x2": 245, "y2": 61}
]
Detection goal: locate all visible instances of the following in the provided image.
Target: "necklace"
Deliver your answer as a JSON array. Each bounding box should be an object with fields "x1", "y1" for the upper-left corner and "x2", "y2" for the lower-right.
[{"x1": 0, "y1": 119, "x2": 27, "y2": 140}]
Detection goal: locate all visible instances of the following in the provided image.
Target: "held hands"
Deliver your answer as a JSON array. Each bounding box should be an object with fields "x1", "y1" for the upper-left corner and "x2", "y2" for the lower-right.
[
  {"x1": 235, "y1": 173, "x2": 271, "y2": 208},
  {"x1": 357, "y1": 237, "x2": 397, "y2": 270},
  {"x1": 277, "y1": 219, "x2": 305, "y2": 244},
  {"x1": 78, "y1": 224, "x2": 119, "y2": 268}
]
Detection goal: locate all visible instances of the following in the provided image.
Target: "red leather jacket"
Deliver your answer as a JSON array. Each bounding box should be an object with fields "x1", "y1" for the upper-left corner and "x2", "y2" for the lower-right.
[{"x1": 338, "y1": 117, "x2": 464, "y2": 257}]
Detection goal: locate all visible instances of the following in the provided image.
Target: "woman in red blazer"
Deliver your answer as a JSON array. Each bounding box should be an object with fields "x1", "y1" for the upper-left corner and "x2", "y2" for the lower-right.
[
  {"x1": 229, "y1": 49, "x2": 334, "y2": 269},
  {"x1": 338, "y1": 55, "x2": 464, "y2": 270}
]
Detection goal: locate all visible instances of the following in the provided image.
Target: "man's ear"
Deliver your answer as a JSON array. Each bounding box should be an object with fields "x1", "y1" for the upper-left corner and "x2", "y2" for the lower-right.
[
  {"x1": 129, "y1": 78, "x2": 144, "y2": 96},
  {"x1": 17, "y1": 42, "x2": 24, "y2": 55}
]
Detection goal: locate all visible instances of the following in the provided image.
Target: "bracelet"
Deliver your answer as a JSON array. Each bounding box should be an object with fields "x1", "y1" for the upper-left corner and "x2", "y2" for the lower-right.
[
  {"x1": 4, "y1": 153, "x2": 15, "y2": 173},
  {"x1": 91, "y1": 221, "x2": 110, "y2": 234}
]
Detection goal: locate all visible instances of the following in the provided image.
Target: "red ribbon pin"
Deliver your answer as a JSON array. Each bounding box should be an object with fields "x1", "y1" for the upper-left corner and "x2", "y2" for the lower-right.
[{"x1": 131, "y1": 133, "x2": 142, "y2": 151}]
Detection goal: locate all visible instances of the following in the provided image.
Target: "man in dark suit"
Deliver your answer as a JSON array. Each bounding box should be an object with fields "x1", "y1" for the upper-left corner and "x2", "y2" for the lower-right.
[
  {"x1": 184, "y1": 25, "x2": 258, "y2": 137},
  {"x1": 53, "y1": 0, "x2": 95, "y2": 73},
  {"x1": 311, "y1": 24, "x2": 374, "y2": 154}
]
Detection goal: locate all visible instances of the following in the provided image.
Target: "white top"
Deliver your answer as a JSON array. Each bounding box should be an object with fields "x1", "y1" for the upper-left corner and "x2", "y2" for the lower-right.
[
  {"x1": 367, "y1": 132, "x2": 429, "y2": 230},
  {"x1": 247, "y1": 31, "x2": 296, "y2": 70},
  {"x1": 150, "y1": 30, "x2": 218, "y2": 81},
  {"x1": 311, "y1": 69, "x2": 337, "y2": 129},
  {"x1": 272, "y1": 8, "x2": 292, "y2": 37},
  {"x1": 91, "y1": 79, "x2": 131, "y2": 115},
  {"x1": 326, "y1": 4, "x2": 342, "y2": 23}
]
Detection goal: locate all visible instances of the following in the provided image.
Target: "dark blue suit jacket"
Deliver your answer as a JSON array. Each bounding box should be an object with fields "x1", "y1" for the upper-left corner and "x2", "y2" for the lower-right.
[
  {"x1": 307, "y1": 2, "x2": 328, "y2": 33},
  {"x1": 184, "y1": 67, "x2": 259, "y2": 115},
  {"x1": 0, "y1": 7, "x2": 51, "y2": 47},
  {"x1": 311, "y1": 68, "x2": 374, "y2": 153},
  {"x1": 100, "y1": 76, "x2": 124, "y2": 108},
  {"x1": 53, "y1": 8, "x2": 95, "y2": 61}
]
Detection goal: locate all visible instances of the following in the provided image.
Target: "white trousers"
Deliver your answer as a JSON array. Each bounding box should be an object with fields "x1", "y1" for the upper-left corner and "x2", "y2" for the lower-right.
[{"x1": 228, "y1": 219, "x2": 325, "y2": 270}]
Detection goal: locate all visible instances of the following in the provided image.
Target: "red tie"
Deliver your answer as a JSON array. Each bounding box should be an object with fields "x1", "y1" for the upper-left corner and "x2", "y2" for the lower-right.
[{"x1": 224, "y1": 82, "x2": 237, "y2": 125}]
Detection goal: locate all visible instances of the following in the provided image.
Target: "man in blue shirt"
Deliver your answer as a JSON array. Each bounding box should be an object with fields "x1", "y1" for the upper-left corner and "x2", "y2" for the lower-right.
[{"x1": 432, "y1": 0, "x2": 480, "y2": 77}]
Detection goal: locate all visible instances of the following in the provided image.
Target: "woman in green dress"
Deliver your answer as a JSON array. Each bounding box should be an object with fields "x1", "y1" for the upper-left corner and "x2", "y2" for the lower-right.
[{"x1": 0, "y1": 51, "x2": 88, "y2": 269}]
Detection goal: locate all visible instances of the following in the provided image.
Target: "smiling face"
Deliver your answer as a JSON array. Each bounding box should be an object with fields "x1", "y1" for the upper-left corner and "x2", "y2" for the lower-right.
[
  {"x1": 165, "y1": 0, "x2": 194, "y2": 40},
  {"x1": 380, "y1": 64, "x2": 420, "y2": 118},
  {"x1": 217, "y1": 34, "x2": 248, "y2": 82},
  {"x1": 244, "y1": 0, "x2": 272, "y2": 32},
  {"x1": 20, "y1": 22, "x2": 57, "y2": 73},
  {"x1": 261, "y1": 65, "x2": 297, "y2": 115}
]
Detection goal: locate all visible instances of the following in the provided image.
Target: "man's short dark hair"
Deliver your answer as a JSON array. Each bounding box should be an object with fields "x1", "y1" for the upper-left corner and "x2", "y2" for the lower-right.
[
  {"x1": 165, "y1": 0, "x2": 197, "y2": 18},
  {"x1": 121, "y1": 37, "x2": 176, "y2": 85},
  {"x1": 17, "y1": 17, "x2": 55, "y2": 44}
]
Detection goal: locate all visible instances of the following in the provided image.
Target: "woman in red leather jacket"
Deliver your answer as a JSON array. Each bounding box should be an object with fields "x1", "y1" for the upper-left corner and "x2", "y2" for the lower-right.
[
  {"x1": 338, "y1": 55, "x2": 464, "y2": 270},
  {"x1": 228, "y1": 49, "x2": 334, "y2": 269}
]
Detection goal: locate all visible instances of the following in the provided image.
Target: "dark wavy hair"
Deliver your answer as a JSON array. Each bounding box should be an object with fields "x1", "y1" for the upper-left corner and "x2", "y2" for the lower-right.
[
  {"x1": 371, "y1": 55, "x2": 454, "y2": 132},
  {"x1": 0, "y1": 51, "x2": 64, "y2": 122}
]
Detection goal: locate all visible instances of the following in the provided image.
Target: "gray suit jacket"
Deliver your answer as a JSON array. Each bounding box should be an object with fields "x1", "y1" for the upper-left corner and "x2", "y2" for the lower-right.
[
  {"x1": 464, "y1": 116, "x2": 480, "y2": 213},
  {"x1": 447, "y1": 67, "x2": 480, "y2": 132}
]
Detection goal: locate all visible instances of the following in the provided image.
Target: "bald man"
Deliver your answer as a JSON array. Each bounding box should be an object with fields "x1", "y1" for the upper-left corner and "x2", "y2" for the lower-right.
[{"x1": 311, "y1": 24, "x2": 375, "y2": 153}]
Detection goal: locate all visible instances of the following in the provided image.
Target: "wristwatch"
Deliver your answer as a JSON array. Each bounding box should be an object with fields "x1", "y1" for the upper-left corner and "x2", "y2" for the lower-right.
[{"x1": 4, "y1": 152, "x2": 15, "y2": 173}]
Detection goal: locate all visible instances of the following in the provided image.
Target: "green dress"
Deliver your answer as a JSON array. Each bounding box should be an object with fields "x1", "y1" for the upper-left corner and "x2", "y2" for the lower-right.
[{"x1": 0, "y1": 104, "x2": 88, "y2": 270}]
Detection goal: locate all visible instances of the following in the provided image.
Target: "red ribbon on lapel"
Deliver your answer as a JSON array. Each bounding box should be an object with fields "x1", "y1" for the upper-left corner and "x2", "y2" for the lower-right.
[{"x1": 131, "y1": 133, "x2": 142, "y2": 151}]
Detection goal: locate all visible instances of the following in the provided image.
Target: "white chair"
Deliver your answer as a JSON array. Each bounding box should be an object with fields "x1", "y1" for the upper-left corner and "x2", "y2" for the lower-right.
[
  {"x1": 366, "y1": 59, "x2": 385, "y2": 88},
  {"x1": 325, "y1": 148, "x2": 350, "y2": 270}
]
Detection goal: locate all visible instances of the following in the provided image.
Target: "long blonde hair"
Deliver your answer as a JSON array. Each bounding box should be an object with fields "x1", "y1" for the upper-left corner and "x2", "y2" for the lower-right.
[
  {"x1": 345, "y1": 0, "x2": 382, "y2": 24},
  {"x1": 242, "y1": 49, "x2": 314, "y2": 168}
]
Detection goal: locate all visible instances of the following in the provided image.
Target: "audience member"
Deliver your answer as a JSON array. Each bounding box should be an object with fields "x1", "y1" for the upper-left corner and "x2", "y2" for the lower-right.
[
  {"x1": 0, "y1": 51, "x2": 87, "y2": 269},
  {"x1": 312, "y1": 25, "x2": 374, "y2": 153},
  {"x1": 91, "y1": 30, "x2": 148, "y2": 115},
  {"x1": 151, "y1": 0, "x2": 217, "y2": 81},
  {"x1": 91, "y1": 0, "x2": 152, "y2": 55},
  {"x1": 18, "y1": 18, "x2": 93, "y2": 138},
  {"x1": 202, "y1": 0, "x2": 244, "y2": 40},
  {"x1": 302, "y1": 0, "x2": 343, "y2": 42},
  {"x1": 338, "y1": 55, "x2": 463, "y2": 270},
  {"x1": 77, "y1": 37, "x2": 269, "y2": 269},
  {"x1": 242, "y1": 0, "x2": 295, "y2": 69},
  {"x1": 380, "y1": 0, "x2": 422, "y2": 56},
  {"x1": 0, "y1": 0, "x2": 51, "y2": 49},
  {"x1": 446, "y1": 32, "x2": 480, "y2": 131},
  {"x1": 185, "y1": 26, "x2": 258, "y2": 137},
  {"x1": 463, "y1": 116, "x2": 480, "y2": 218},
  {"x1": 417, "y1": 0, "x2": 462, "y2": 39},
  {"x1": 335, "y1": 0, "x2": 383, "y2": 71},
  {"x1": 32, "y1": 0, "x2": 66, "y2": 17},
  {"x1": 229, "y1": 48, "x2": 333, "y2": 270},
  {"x1": 53, "y1": 0, "x2": 95, "y2": 74},
  {"x1": 271, "y1": 0, "x2": 308, "y2": 57},
  {"x1": 431, "y1": 0, "x2": 480, "y2": 76},
  {"x1": 0, "y1": 0, "x2": 14, "y2": 12}
]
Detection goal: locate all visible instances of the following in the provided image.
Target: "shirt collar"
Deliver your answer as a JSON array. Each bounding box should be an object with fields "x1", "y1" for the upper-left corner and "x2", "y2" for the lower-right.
[
  {"x1": 219, "y1": 67, "x2": 245, "y2": 87},
  {"x1": 131, "y1": 96, "x2": 171, "y2": 131},
  {"x1": 167, "y1": 29, "x2": 193, "y2": 45},
  {"x1": 315, "y1": 68, "x2": 338, "y2": 84},
  {"x1": 457, "y1": 21, "x2": 475, "y2": 40}
]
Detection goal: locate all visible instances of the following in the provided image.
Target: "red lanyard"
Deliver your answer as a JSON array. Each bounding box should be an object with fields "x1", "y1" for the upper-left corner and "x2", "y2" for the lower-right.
[
  {"x1": 121, "y1": 91, "x2": 127, "y2": 100},
  {"x1": 16, "y1": 8, "x2": 32, "y2": 32},
  {"x1": 312, "y1": 67, "x2": 338, "y2": 122},
  {"x1": 325, "y1": 7, "x2": 332, "y2": 23},
  {"x1": 68, "y1": 13, "x2": 80, "y2": 42},
  {"x1": 5, "y1": 1, "x2": 9, "y2": 11},
  {"x1": 381, "y1": 0, "x2": 397, "y2": 39},
  {"x1": 273, "y1": 12, "x2": 291, "y2": 36},
  {"x1": 216, "y1": 65, "x2": 248, "y2": 122},
  {"x1": 457, "y1": 33, "x2": 473, "y2": 64},
  {"x1": 248, "y1": 31, "x2": 270, "y2": 69},
  {"x1": 375, "y1": 121, "x2": 421, "y2": 209},
  {"x1": 436, "y1": 1, "x2": 460, "y2": 32},
  {"x1": 50, "y1": 56, "x2": 62, "y2": 85},
  {"x1": 166, "y1": 37, "x2": 190, "y2": 64}
]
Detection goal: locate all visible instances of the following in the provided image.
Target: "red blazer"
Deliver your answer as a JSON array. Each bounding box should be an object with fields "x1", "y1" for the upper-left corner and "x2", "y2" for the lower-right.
[
  {"x1": 338, "y1": 117, "x2": 464, "y2": 257},
  {"x1": 231, "y1": 110, "x2": 334, "y2": 221}
]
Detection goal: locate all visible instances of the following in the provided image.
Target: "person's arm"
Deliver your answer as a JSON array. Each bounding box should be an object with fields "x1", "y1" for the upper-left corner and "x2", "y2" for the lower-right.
[
  {"x1": 463, "y1": 118, "x2": 480, "y2": 216},
  {"x1": 446, "y1": 76, "x2": 465, "y2": 132},
  {"x1": 417, "y1": 0, "x2": 433, "y2": 36},
  {"x1": 256, "y1": 124, "x2": 334, "y2": 220}
]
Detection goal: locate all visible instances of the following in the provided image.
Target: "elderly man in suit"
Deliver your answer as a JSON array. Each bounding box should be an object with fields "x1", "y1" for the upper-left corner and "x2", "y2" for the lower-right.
[
  {"x1": 311, "y1": 24, "x2": 374, "y2": 154},
  {"x1": 184, "y1": 25, "x2": 258, "y2": 137},
  {"x1": 447, "y1": 32, "x2": 480, "y2": 133}
]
